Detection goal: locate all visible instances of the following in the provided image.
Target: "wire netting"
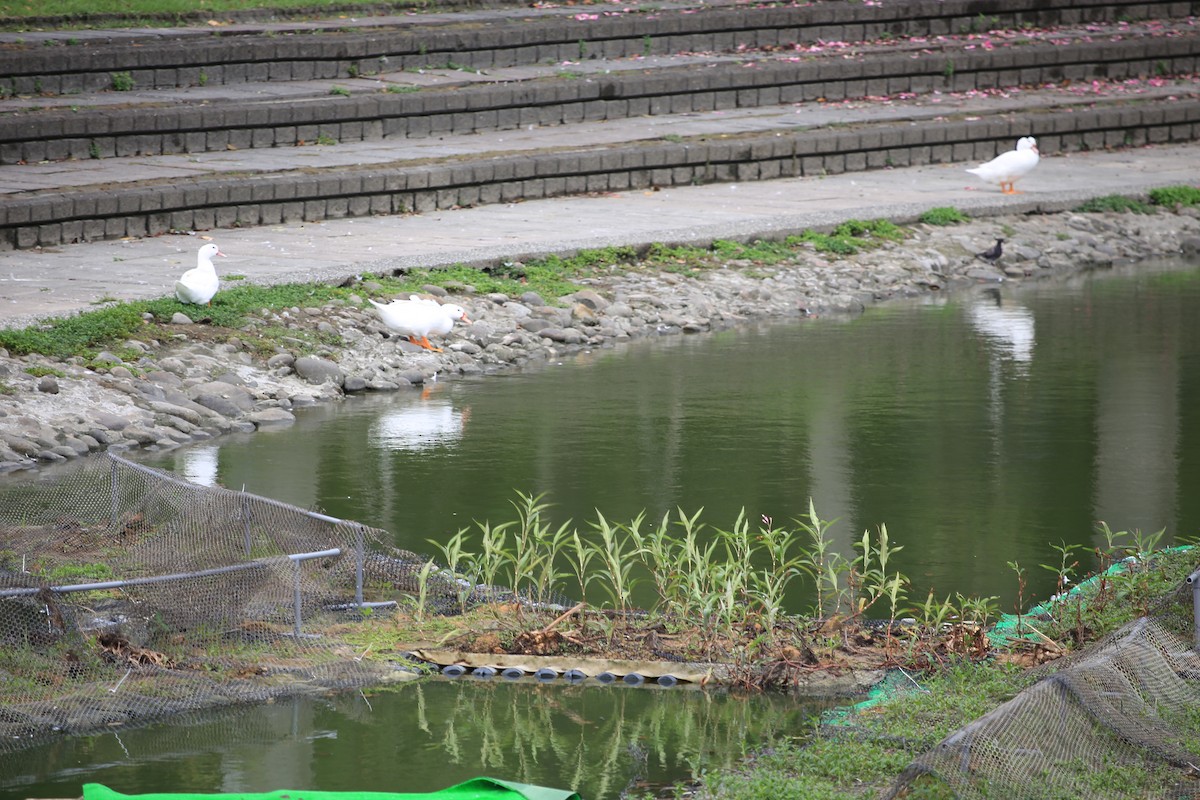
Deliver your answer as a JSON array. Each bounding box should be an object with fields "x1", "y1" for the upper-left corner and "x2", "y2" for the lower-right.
[
  {"x1": 882, "y1": 577, "x2": 1200, "y2": 799},
  {"x1": 0, "y1": 453, "x2": 474, "y2": 755}
]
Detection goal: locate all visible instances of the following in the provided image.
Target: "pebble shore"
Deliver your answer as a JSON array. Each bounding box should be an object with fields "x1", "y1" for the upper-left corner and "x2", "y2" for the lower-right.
[{"x1": 2, "y1": 207, "x2": 1199, "y2": 474}]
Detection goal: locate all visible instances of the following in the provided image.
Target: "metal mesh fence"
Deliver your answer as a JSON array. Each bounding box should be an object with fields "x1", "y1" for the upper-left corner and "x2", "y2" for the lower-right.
[
  {"x1": 883, "y1": 578, "x2": 1200, "y2": 799},
  {"x1": 0, "y1": 453, "x2": 444, "y2": 755}
]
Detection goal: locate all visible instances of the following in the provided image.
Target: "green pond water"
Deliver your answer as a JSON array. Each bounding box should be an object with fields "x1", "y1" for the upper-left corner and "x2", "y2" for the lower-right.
[
  {"x1": 150, "y1": 257, "x2": 1200, "y2": 608},
  {"x1": 3, "y1": 256, "x2": 1199, "y2": 799},
  {"x1": 0, "y1": 680, "x2": 825, "y2": 799}
]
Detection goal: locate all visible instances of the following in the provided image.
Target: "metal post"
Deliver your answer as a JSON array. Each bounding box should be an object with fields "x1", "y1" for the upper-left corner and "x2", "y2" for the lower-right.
[
  {"x1": 1188, "y1": 568, "x2": 1200, "y2": 649},
  {"x1": 355, "y1": 526, "x2": 365, "y2": 608},
  {"x1": 242, "y1": 492, "x2": 252, "y2": 558},
  {"x1": 293, "y1": 557, "x2": 304, "y2": 638},
  {"x1": 110, "y1": 458, "x2": 120, "y2": 529}
]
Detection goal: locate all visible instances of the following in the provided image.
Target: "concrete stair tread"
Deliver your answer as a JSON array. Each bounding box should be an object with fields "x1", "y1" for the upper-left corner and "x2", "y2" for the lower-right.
[{"x1": 1, "y1": 79, "x2": 1194, "y2": 199}]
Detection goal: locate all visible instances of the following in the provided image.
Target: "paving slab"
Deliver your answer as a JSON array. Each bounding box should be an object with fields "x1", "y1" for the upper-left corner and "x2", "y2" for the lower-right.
[{"x1": 0, "y1": 139, "x2": 1195, "y2": 330}]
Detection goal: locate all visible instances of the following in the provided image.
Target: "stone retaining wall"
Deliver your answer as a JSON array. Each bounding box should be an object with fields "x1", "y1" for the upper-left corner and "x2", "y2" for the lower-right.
[
  {"x1": 2, "y1": 35, "x2": 1196, "y2": 165},
  {"x1": 4, "y1": 99, "x2": 1197, "y2": 250},
  {"x1": 2, "y1": 0, "x2": 1194, "y2": 95}
]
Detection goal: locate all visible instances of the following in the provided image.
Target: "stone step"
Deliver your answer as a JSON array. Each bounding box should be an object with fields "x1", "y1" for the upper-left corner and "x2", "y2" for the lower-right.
[
  {"x1": 4, "y1": 0, "x2": 1192, "y2": 94},
  {"x1": 2, "y1": 26, "x2": 1197, "y2": 165},
  {"x1": 2, "y1": 90, "x2": 1196, "y2": 251}
]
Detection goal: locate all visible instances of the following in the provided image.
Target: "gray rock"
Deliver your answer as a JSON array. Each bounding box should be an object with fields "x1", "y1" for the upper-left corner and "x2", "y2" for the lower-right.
[
  {"x1": 343, "y1": 376, "x2": 369, "y2": 393},
  {"x1": 1181, "y1": 236, "x2": 1200, "y2": 254},
  {"x1": 145, "y1": 370, "x2": 183, "y2": 387},
  {"x1": 519, "y1": 291, "x2": 546, "y2": 307},
  {"x1": 267, "y1": 353, "x2": 296, "y2": 369},
  {"x1": 192, "y1": 394, "x2": 246, "y2": 419},
  {"x1": 519, "y1": 318, "x2": 556, "y2": 333},
  {"x1": 37, "y1": 449, "x2": 66, "y2": 462},
  {"x1": 571, "y1": 289, "x2": 611, "y2": 311},
  {"x1": 133, "y1": 382, "x2": 166, "y2": 401},
  {"x1": 87, "y1": 428, "x2": 117, "y2": 445},
  {"x1": 248, "y1": 408, "x2": 296, "y2": 427},
  {"x1": 539, "y1": 327, "x2": 585, "y2": 344},
  {"x1": 109, "y1": 366, "x2": 134, "y2": 380},
  {"x1": 36, "y1": 376, "x2": 59, "y2": 394},
  {"x1": 171, "y1": 312, "x2": 194, "y2": 325},
  {"x1": 121, "y1": 427, "x2": 159, "y2": 445},
  {"x1": 294, "y1": 356, "x2": 345, "y2": 387},
  {"x1": 60, "y1": 437, "x2": 90, "y2": 455},
  {"x1": 1, "y1": 433, "x2": 39, "y2": 457},
  {"x1": 157, "y1": 357, "x2": 188, "y2": 375},
  {"x1": 189, "y1": 381, "x2": 252, "y2": 403},
  {"x1": 51, "y1": 445, "x2": 80, "y2": 459},
  {"x1": 149, "y1": 401, "x2": 204, "y2": 426}
]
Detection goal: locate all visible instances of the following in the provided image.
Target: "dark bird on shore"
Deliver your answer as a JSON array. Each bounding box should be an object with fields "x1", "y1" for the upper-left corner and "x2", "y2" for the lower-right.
[{"x1": 976, "y1": 238, "x2": 1004, "y2": 263}]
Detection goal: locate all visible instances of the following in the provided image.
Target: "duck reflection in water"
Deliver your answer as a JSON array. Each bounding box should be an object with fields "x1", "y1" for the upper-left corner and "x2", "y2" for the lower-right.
[
  {"x1": 966, "y1": 288, "x2": 1035, "y2": 371},
  {"x1": 368, "y1": 386, "x2": 471, "y2": 452}
]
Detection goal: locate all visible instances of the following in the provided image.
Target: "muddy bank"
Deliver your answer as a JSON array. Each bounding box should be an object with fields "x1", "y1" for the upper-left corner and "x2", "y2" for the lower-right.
[{"x1": 1, "y1": 207, "x2": 1198, "y2": 474}]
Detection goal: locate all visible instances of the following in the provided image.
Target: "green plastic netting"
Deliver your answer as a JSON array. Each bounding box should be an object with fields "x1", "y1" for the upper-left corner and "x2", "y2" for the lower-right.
[{"x1": 82, "y1": 777, "x2": 580, "y2": 800}]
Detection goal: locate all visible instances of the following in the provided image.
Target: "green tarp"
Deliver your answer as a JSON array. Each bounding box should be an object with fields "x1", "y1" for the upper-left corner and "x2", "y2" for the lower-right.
[{"x1": 83, "y1": 778, "x2": 581, "y2": 800}]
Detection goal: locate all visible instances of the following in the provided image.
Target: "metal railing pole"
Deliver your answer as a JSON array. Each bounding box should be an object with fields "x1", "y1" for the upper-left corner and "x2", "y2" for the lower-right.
[
  {"x1": 356, "y1": 526, "x2": 365, "y2": 608},
  {"x1": 110, "y1": 458, "x2": 120, "y2": 528},
  {"x1": 1188, "y1": 568, "x2": 1200, "y2": 649},
  {"x1": 293, "y1": 557, "x2": 304, "y2": 638}
]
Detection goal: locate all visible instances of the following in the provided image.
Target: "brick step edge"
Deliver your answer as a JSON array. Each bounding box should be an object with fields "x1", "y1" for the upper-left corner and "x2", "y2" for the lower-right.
[
  {"x1": 4, "y1": 33, "x2": 1198, "y2": 165},
  {"x1": 2, "y1": 98, "x2": 1197, "y2": 251},
  {"x1": 3, "y1": 0, "x2": 1195, "y2": 93}
]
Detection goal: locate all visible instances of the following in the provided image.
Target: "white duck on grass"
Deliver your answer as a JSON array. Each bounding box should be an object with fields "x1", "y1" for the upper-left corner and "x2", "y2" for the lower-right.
[
  {"x1": 174, "y1": 243, "x2": 226, "y2": 306},
  {"x1": 369, "y1": 295, "x2": 471, "y2": 351},
  {"x1": 967, "y1": 137, "x2": 1040, "y2": 195}
]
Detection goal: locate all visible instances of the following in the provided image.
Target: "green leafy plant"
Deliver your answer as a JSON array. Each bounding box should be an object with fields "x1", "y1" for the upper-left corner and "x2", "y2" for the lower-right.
[
  {"x1": 1149, "y1": 185, "x2": 1200, "y2": 209},
  {"x1": 1075, "y1": 195, "x2": 1155, "y2": 214},
  {"x1": 23, "y1": 365, "x2": 65, "y2": 378},
  {"x1": 919, "y1": 206, "x2": 969, "y2": 225},
  {"x1": 110, "y1": 71, "x2": 134, "y2": 91},
  {"x1": 329, "y1": 86, "x2": 351, "y2": 97}
]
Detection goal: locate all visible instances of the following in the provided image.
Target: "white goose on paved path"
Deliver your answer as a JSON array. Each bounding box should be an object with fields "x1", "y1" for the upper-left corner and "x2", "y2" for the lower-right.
[
  {"x1": 369, "y1": 295, "x2": 471, "y2": 351},
  {"x1": 967, "y1": 137, "x2": 1040, "y2": 195},
  {"x1": 174, "y1": 243, "x2": 225, "y2": 305}
]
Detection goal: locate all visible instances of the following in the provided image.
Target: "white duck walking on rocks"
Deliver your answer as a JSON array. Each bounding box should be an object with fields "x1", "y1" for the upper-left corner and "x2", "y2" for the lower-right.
[
  {"x1": 174, "y1": 243, "x2": 225, "y2": 305},
  {"x1": 369, "y1": 295, "x2": 471, "y2": 352},
  {"x1": 967, "y1": 137, "x2": 1040, "y2": 195}
]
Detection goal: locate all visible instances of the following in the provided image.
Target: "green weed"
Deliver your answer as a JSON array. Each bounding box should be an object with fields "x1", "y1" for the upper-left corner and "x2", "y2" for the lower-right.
[
  {"x1": 919, "y1": 206, "x2": 969, "y2": 225},
  {"x1": 109, "y1": 71, "x2": 134, "y2": 91},
  {"x1": 1075, "y1": 195, "x2": 1155, "y2": 214},
  {"x1": 23, "y1": 364, "x2": 66, "y2": 378},
  {"x1": 1149, "y1": 185, "x2": 1200, "y2": 209}
]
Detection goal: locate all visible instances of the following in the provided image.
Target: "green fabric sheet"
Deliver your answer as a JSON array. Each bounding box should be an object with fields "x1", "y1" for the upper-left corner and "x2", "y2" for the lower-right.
[{"x1": 82, "y1": 777, "x2": 581, "y2": 800}]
